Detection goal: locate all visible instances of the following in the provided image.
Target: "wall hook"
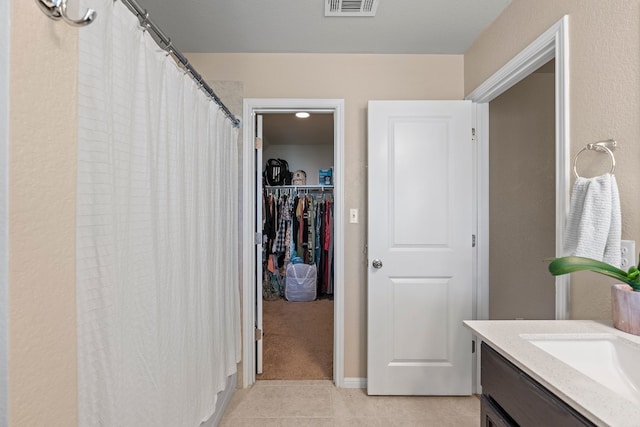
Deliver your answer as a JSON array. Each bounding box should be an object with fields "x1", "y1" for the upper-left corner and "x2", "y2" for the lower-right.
[{"x1": 35, "y1": 0, "x2": 96, "y2": 27}]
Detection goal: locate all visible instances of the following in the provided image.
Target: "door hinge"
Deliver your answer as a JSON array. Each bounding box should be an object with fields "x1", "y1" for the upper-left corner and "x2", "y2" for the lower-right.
[
  {"x1": 472, "y1": 234, "x2": 476, "y2": 247},
  {"x1": 255, "y1": 137, "x2": 263, "y2": 149},
  {"x1": 472, "y1": 127, "x2": 476, "y2": 142},
  {"x1": 255, "y1": 232, "x2": 262, "y2": 245},
  {"x1": 472, "y1": 340, "x2": 476, "y2": 353},
  {"x1": 255, "y1": 328, "x2": 263, "y2": 341}
]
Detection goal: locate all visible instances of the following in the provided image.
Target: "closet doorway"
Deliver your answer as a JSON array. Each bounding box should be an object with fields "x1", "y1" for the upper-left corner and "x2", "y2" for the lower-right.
[
  {"x1": 259, "y1": 112, "x2": 334, "y2": 380},
  {"x1": 241, "y1": 99, "x2": 345, "y2": 388}
]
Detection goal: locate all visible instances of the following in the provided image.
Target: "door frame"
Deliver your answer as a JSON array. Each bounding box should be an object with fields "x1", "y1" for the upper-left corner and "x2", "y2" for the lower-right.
[
  {"x1": 0, "y1": 0, "x2": 9, "y2": 424},
  {"x1": 467, "y1": 15, "x2": 570, "y2": 324},
  {"x1": 241, "y1": 98, "x2": 345, "y2": 388}
]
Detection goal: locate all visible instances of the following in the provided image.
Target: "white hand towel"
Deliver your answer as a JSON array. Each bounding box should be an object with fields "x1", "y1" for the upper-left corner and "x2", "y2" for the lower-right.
[{"x1": 564, "y1": 173, "x2": 621, "y2": 267}]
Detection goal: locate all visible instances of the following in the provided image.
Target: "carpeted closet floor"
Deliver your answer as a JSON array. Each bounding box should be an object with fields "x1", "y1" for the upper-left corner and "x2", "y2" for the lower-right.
[{"x1": 257, "y1": 298, "x2": 333, "y2": 380}]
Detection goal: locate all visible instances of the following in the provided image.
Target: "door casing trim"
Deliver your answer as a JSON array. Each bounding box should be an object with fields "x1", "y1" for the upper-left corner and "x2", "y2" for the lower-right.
[
  {"x1": 0, "y1": 0, "x2": 9, "y2": 424},
  {"x1": 241, "y1": 98, "x2": 345, "y2": 388},
  {"x1": 466, "y1": 15, "x2": 570, "y2": 391}
]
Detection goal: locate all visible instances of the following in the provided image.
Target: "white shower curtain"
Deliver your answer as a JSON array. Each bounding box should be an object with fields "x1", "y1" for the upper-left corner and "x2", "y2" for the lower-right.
[{"x1": 76, "y1": 1, "x2": 240, "y2": 425}]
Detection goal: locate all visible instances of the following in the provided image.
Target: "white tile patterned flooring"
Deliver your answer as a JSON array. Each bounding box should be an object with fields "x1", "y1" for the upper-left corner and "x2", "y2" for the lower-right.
[{"x1": 220, "y1": 380, "x2": 480, "y2": 426}]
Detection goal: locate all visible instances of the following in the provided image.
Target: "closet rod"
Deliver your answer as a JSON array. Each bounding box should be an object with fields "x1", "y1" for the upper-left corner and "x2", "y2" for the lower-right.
[
  {"x1": 118, "y1": 0, "x2": 241, "y2": 128},
  {"x1": 265, "y1": 185, "x2": 334, "y2": 191}
]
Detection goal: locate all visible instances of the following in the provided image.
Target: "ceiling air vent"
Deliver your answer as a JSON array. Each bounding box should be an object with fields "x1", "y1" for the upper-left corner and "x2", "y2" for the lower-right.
[{"x1": 325, "y1": 0, "x2": 379, "y2": 17}]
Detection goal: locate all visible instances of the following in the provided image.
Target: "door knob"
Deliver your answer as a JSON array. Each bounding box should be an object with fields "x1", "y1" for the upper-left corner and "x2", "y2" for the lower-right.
[{"x1": 372, "y1": 259, "x2": 383, "y2": 269}]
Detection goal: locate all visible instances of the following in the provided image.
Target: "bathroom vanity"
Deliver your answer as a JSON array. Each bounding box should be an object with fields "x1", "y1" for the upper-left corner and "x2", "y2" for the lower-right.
[
  {"x1": 481, "y1": 342, "x2": 594, "y2": 426},
  {"x1": 465, "y1": 320, "x2": 640, "y2": 427}
]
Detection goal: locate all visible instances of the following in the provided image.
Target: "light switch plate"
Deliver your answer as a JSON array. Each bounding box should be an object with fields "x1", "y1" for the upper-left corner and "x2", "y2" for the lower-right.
[{"x1": 349, "y1": 208, "x2": 358, "y2": 223}]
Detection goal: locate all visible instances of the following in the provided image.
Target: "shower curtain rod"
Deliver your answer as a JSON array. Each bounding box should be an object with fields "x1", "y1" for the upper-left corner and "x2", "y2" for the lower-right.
[{"x1": 118, "y1": 0, "x2": 241, "y2": 128}]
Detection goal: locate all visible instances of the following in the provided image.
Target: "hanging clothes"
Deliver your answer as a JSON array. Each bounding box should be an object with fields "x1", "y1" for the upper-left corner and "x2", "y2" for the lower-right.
[
  {"x1": 318, "y1": 198, "x2": 334, "y2": 295},
  {"x1": 262, "y1": 191, "x2": 278, "y2": 256},
  {"x1": 262, "y1": 187, "x2": 334, "y2": 299}
]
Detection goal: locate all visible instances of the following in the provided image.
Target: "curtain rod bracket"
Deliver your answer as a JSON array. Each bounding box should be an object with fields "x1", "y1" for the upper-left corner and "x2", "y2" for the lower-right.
[{"x1": 35, "y1": 0, "x2": 96, "y2": 27}]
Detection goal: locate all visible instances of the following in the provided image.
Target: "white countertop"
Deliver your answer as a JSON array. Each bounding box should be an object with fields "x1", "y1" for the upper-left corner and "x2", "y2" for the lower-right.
[{"x1": 464, "y1": 320, "x2": 640, "y2": 427}]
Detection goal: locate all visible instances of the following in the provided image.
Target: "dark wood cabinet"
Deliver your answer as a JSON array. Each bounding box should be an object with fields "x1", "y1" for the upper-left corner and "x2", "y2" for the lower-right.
[
  {"x1": 480, "y1": 342, "x2": 596, "y2": 427},
  {"x1": 480, "y1": 394, "x2": 515, "y2": 427}
]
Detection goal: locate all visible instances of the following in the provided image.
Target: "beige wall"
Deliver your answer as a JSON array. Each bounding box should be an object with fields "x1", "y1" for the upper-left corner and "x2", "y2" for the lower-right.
[
  {"x1": 489, "y1": 71, "x2": 556, "y2": 320},
  {"x1": 188, "y1": 53, "x2": 465, "y2": 377},
  {"x1": 8, "y1": 1, "x2": 78, "y2": 425},
  {"x1": 466, "y1": 0, "x2": 640, "y2": 319}
]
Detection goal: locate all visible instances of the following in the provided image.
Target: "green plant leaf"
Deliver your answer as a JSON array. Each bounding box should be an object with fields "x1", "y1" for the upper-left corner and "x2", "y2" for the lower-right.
[{"x1": 548, "y1": 256, "x2": 640, "y2": 291}]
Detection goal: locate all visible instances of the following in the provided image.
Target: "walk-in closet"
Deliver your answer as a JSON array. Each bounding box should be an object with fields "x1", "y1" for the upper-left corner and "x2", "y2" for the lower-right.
[{"x1": 258, "y1": 112, "x2": 335, "y2": 380}]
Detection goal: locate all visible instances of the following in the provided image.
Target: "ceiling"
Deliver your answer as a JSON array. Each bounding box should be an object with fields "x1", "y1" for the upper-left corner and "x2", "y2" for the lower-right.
[
  {"x1": 262, "y1": 113, "x2": 334, "y2": 147},
  {"x1": 133, "y1": 0, "x2": 512, "y2": 55}
]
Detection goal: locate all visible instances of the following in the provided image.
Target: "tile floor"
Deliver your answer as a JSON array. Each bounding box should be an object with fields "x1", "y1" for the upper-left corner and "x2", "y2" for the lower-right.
[{"x1": 220, "y1": 380, "x2": 480, "y2": 426}]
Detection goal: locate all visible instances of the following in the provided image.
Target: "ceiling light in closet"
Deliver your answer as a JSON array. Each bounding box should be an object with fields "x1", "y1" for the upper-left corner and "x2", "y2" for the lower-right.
[{"x1": 295, "y1": 112, "x2": 310, "y2": 118}]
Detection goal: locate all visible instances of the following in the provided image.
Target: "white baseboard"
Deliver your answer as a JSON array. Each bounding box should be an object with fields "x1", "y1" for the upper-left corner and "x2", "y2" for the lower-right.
[
  {"x1": 201, "y1": 373, "x2": 236, "y2": 427},
  {"x1": 342, "y1": 377, "x2": 367, "y2": 389}
]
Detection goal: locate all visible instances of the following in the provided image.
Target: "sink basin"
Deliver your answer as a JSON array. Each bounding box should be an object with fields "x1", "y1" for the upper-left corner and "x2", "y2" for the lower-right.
[{"x1": 520, "y1": 333, "x2": 640, "y2": 404}]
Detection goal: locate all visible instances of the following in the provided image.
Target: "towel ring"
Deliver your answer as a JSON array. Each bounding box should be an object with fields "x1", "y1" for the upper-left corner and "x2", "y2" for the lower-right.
[{"x1": 573, "y1": 140, "x2": 616, "y2": 179}]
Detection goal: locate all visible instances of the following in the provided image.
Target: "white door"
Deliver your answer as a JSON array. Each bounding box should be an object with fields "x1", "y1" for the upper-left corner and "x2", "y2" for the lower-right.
[
  {"x1": 367, "y1": 100, "x2": 473, "y2": 395},
  {"x1": 255, "y1": 114, "x2": 264, "y2": 374}
]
